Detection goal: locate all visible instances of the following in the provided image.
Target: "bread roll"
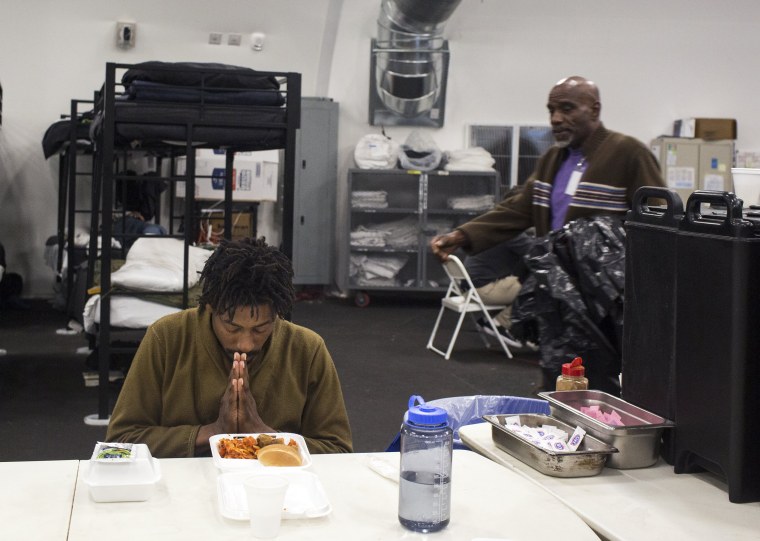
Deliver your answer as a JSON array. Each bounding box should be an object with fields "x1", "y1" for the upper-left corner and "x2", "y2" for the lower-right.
[{"x1": 257, "y1": 443, "x2": 302, "y2": 467}]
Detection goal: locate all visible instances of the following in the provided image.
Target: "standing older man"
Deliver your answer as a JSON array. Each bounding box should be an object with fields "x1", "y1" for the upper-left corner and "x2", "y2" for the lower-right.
[{"x1": 430, "y1": 76, "x2": 665, "y2": 384}]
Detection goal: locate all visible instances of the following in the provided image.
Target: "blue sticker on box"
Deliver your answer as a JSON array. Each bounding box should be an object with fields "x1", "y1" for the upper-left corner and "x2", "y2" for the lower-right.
[
  {"x1": 211, "y1": 168, "x2": 236, "y2": 191},
  {"x1": 211, "y1": 168, "x2": 225, "y2": 190}
]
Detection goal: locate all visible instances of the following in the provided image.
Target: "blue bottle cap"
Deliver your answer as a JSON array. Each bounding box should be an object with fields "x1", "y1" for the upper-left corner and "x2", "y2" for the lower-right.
[{"x1": 406, "y1": 395, "x2": 448, "y2": 426}]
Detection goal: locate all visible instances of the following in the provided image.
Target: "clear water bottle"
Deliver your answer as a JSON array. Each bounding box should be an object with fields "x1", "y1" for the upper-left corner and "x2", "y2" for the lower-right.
[{"x1": 398, "y1": 395, "x2": 453, "y2": 533}]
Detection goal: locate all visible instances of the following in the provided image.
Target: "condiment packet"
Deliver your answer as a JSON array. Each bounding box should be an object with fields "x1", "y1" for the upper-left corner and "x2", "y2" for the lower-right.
[
  {"x1": 93, "y1": 441, "x2": 136, "y2": 462},
  {"x1": 503, "y1": 415, "x2": 521, "y2": 426},
  {"x1": 505, "y1": 425, "x2": 533, "y2": 441},
  {"x1": 537, "y1": 439, "x2": 554, "y2": 451},
  {"x1": 566, "y1": 426, "x2": 586, "y2": 451},
  {"x1": 506, "y1": 424, "x2": 579, "y2": 453},
  {"x1": 541, "y1": 425, "x2": 568, "y2": 442},
  {"x1": 548, "y1": 440, "x2": 569, "y2": 452},
  {"x1": 607, "y1": 410, "x2": 623, "y2": 426}
]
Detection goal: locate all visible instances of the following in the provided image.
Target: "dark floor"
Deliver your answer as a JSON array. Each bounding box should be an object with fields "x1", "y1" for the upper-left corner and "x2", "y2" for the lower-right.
[{"x1": 0, "y1": 294, "x2": 541, "y2": 461}]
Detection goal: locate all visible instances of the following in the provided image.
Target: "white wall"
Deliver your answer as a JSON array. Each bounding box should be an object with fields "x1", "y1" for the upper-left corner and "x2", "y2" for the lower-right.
[
  {"x1": 2, "y1": 0, "x2": 760, "y2": 297},
  {"x1": 332, "y1": 0, "x2": 760, "y2": 154}
]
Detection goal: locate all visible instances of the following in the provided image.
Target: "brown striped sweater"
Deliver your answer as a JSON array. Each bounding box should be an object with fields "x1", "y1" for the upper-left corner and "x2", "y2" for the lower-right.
[{"x1": 458, "y1": 125, "x2": 665, "y2": 254}]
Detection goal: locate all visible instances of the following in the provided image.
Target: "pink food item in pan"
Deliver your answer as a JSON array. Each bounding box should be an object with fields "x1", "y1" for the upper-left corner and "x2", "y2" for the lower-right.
[{"x1": 580, "y1": 405, "x2": 625, "y2": 426}]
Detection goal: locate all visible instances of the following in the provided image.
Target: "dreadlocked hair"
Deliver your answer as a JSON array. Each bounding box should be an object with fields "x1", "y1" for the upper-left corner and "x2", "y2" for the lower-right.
[{"x1": 197, "y1": 237, "x2": 295, "y2": 320}]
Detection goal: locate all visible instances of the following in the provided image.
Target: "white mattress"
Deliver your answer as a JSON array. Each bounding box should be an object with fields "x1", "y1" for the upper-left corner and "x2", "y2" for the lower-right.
[{"x1": 83, "y1": 294, "x2": 181, "y2": 334}]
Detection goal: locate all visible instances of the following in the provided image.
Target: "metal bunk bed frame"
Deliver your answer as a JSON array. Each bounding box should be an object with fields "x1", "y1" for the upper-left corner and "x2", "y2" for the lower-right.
[
  {"x1": 53, "y1": 99, "x2": 95, "y2": 320},
  {"x1": 86, "y1": 62, "x2": 301, "y2": 424}
]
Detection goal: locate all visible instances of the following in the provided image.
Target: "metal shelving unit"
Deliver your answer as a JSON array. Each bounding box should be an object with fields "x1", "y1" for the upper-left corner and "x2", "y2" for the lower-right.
[{"x1": 346, "y1": 168, "x2": 500, "y2": 306}]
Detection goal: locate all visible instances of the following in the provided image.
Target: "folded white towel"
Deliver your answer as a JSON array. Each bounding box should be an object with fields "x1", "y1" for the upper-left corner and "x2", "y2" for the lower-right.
[{"x1": 447, "y1": 194, "x2": 495, "y2": 210}]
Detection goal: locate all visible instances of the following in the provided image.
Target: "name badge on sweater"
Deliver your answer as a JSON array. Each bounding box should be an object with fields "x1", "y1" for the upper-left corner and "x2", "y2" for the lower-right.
[{"x1": 565, "y1": 169, "x2": 583, "y2": 196}]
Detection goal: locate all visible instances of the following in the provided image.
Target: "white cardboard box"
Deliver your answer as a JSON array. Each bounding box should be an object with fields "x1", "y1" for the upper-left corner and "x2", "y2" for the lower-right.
[{"x1": 176, "y1": 149, "x2": 279, "y2": 202}]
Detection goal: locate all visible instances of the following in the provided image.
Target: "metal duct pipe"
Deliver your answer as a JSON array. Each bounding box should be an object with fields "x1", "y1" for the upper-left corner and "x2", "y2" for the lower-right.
[{"x1": 374, "y1": 0, "x2": 462, "y2": 118}]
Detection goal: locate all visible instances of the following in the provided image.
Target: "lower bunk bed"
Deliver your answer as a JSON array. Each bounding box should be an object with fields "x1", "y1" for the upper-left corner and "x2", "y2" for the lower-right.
[
  {"x1": 80, "y1": 237, "x2": 212, "y2": 410},
  {"x1": 83, "y1": 237, "x2": 211, "y2": 334}
]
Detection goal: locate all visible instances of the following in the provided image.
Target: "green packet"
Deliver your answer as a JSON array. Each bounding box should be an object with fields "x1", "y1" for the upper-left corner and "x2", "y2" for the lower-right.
[{"x1": 94, "y1": 441, "x2": 136, "y2": 462}]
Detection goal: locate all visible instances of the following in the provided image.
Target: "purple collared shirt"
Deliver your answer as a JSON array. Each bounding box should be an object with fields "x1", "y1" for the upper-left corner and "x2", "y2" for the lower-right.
[{"x1": 550, "y1": 148, "x2": 585, "y2": 230}]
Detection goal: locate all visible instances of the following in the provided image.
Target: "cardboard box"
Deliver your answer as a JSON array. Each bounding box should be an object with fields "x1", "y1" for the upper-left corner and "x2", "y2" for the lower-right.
[
  {"x1": 176, "y1": 149, "x2": 279, "y2": 202},
  {"x1": 198, "y1": 211, "x2": 254, "y2": 244},
  {"x1": 673, "y1": 118, "x2": 737, "y2": 140},
  {"x1": 651, "y1": 136, "x2": 734, "y2": 203}
]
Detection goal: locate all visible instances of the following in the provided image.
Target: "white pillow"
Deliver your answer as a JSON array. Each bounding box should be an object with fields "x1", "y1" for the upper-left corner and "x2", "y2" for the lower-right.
[{"x1": 111, "y1": 238, "x2": 211, "y2": 292}]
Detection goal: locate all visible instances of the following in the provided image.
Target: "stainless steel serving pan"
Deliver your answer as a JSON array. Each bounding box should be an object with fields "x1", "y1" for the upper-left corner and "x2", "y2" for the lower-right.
[
  {"x1": 484, "y1": 413, "x2": 618, "y2": 478},
  {"x1": 539, "y1": 390, "x2": 675, "y2": 469}
]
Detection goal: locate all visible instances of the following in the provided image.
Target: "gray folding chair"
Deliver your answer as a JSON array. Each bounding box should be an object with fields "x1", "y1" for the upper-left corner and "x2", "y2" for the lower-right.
[{"x1": 426, "y1": 255, "x2": 513, "y2": 360}]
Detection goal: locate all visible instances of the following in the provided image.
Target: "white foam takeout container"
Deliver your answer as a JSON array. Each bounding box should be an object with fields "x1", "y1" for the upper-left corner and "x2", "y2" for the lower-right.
[
  {"x1": 82, "y1": 443, "x2": 161, "y2": 502},
  {"x1": 209, "y1": 433, "x2": 312, "y2": 471},
  {"x1": 217, "y1": 470, "x2": 331, "y2": 520}
]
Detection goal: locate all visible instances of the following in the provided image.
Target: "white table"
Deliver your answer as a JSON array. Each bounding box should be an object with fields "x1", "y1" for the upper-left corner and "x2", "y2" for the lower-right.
[
  {"x1": 460, "y1": 422, "x2": 760, "y2": 541},
  {"x1": 63, "y1": 450, "x2": 599, "y2": 540},
  {"x1": 0, "y1": 460, "x2": 79, "y2": 541}
]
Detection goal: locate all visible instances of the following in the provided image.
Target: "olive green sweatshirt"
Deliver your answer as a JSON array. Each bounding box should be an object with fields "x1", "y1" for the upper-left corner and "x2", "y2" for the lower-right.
[{"x1": 106, "y1": 307, "x2": 353, "y2": 457}]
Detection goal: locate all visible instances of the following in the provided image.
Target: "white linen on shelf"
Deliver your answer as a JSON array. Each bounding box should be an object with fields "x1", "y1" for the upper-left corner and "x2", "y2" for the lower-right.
[
  {"x1": 349, "y1": 254, "x2": 408, "y2": 287},
  {"x1": 351, "y1": 190, "x2": 388, "y2": 209},
  {"x1": 447, "y1": 194, "x2": 495, "y2": 210},
  {"x1": 349, "y1": 229, "x2": 386, "y2": 248},
  {"x1": 350, "y1": 216, "x2": 421, "y2": 249},
  {"x1": 444, "y1": 147, "x2": 496, "y2": 171}
]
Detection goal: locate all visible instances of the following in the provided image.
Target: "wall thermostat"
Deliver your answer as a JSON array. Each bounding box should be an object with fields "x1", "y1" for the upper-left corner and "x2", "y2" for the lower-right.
[{"x1": 117, "y1": 22, "x2": 136, "y2": 49}]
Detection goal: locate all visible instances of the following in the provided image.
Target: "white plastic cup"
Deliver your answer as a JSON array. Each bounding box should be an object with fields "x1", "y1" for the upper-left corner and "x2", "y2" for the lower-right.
[{"x1": 243, "y1": 475, "x2": 289, "y2": 539}]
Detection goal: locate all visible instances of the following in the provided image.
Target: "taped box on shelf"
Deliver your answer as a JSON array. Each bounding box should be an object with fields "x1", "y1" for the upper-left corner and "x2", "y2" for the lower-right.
[
  {"x1": 176, "y1": 149, "x2": 279, "y2": 202},
  {"x1": 198, "y1": 211, "x2": 254, "y2": 244},
  {"x1": 673, "y1": 118, "x2": 737, "y2": 140}
]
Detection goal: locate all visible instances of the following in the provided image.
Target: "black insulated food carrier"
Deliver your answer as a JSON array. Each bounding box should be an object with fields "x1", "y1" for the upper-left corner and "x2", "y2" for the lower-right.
[
  {"x1": 624, "y1": 188, "x2": 760, "y2": 503},
  {"x1": 622, "y1": 187, "x2": 682, "y2": 464}
]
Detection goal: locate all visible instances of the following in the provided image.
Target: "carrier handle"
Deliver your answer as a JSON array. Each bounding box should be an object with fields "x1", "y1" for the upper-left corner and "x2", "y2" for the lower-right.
[
  {"x1": 681, "y1": 190, "x2": 750, "y2": 237},
  {"x1": 627, "y1": 186, "x2": 683, "y2": 227}
]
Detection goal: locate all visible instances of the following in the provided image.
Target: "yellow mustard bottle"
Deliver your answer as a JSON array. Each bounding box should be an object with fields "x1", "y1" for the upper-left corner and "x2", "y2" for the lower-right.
[{"x1": 555, "y1": 357, "x2": 589, "y2": 391}]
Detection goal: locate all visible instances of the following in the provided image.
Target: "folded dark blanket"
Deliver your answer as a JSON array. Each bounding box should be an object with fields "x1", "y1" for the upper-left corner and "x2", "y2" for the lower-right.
[
  {"x1": 41, "y1": 111, "x2": 94, "y2": 158},
  {"x1": 121, "y1": 61, "x2": 280, "y2": 91},
  {"x1": 125, "y1": 80, "x2": 284, "y2": 106}
]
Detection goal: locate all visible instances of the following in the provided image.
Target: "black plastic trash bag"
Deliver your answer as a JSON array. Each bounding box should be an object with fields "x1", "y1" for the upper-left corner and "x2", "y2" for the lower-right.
[{"x1": 511, "y1": 216, "x2": 626, "y2": 394}]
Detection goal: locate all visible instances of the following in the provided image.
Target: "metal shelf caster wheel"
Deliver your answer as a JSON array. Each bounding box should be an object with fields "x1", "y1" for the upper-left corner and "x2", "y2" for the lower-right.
[{"x1": 354, "y1": 291, "x2": 370, "y2": 308}]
